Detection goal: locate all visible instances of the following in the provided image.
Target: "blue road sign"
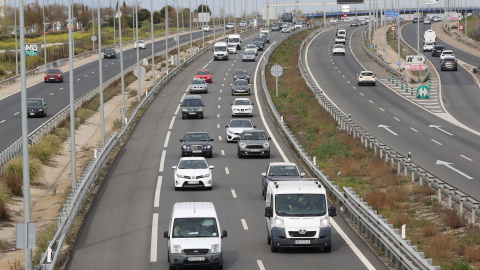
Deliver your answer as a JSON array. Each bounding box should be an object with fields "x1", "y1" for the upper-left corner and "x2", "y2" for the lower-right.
[
  {"x1": 370, "y1": 45, "x2": 374, "y2": 48},
  {"x1": 397, "y1": 61, "x2": 401, "y2": 66},
  {"x1": 385, "y1": 10, "x2": 399, "y2": 17}
]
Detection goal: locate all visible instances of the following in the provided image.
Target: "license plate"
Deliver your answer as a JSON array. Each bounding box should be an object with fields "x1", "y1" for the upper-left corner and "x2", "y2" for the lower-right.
[
  {"x1": 30, "y1": 113, "x2": 35, "y2": 116},
  {"x1": 189, "y1": 112, "x2": 196, "y2": 115},
  {"x1": 188, "y1": 181, "x2": 199, "y2": 184},
  {"x1": 192, "y1": 150, "x2": 202, "y2": 153},
  {"x1": 188, "y1": 257, "x2": 205, "y2": 261},
  {"x1": 295, "y1": 240, "x2": 310, "y2": 244},
  {"x1": 250, "y1": 149, "x2": 261, "y2": 152}
]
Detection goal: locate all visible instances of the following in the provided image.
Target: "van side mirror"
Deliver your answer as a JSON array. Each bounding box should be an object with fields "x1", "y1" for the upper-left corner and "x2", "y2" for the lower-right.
[
  {"x1": 253, "y1": 125, "x2": 257, "y2": 128},
  {"x1": 221, "y1": 230, "x2": 228, "y2": 238},
  {"x1": 261, "y1": 172, "x2": 266, "y2": 177},
  {"x1": 163, "y1": 231, "x2": 169, "y2": 238},
  {"x1": 328, "y1": 206, "x2": 337, "y2": 217},
  {"x1": 251, "y1": 103, "x2": 254, "y2": 105},
  {"x1": 202, "y1": 104, "x2": 205, "y2": 106},
  {"x1": 179, "y1": 139, "x2": 184, "y2": 142},
  {"x1": 267, "y1": 137, "x2": 271, "y2": 141},
  {"x1": 210, "y1": 138, "x2": 214, "y2": 141},
  {"x1": 172, "y1": 166, "x2": 177, "y2": 170},
  {"x1": 265, "y1": 206, "x2": 273, "y2": 217}
]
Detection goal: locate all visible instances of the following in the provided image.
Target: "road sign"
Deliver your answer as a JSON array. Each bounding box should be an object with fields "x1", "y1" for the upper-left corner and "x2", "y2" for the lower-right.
[
  {"x1": 271, "y1": 65, "x2": 283, "y2": 77},
  {"x1": 385, "y1": 10, "x2": 399, "y2": 17},
  {"x1": 134, "y1": 66, "x2": 146, "y2": 78},
  {"x1": 449, "y1": 17, "x2": 458, "y2": 20},
  {"x1": 91, "y1": 35, "x2": 97, "y2": 42},
  {"x1": 342, "y1": 5, "x2": 350, "y2": 13},
  {"x1": 405, "y1": 63, "x2": 428, "y2": 71},
  {"x1": 423, "y1": 0, "x2": 439, "y2": 4},
  {"x1": 406, "y1": 55, "x2": 426, "y2": 64},
  {"x1": 391, "y1": 26, "x2": 396, "y2": 31},
  {"x1": 417, "y1": 85, "x2": 430, "y2": 99},
  {"x1": 343, "y1": 13, "x2": 348, "y2": 18},
  {"x1": 397, "y1": 61, "x2": 401, "y2": 66},
  {"x1": 459, "y1": 25, "x2": 464, "y2": 30}
]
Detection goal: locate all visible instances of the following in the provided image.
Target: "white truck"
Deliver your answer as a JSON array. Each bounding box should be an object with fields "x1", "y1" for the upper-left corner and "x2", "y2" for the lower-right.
[
  {"x1": 213, "y1": 42, "x2": 229, "y2": 61},
  {"x1": 227, "y1": 34, "x2": 241, "y2": 50},
  {"x1": 423, "y1": 29, "x2": 437, "y2": 44},
  {"x1": 264, "y1": 180, "x2": 337, "y2": 252}
]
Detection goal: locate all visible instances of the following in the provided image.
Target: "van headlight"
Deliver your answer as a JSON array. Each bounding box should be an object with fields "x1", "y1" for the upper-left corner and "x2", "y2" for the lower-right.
[
  {"x1": 172, "y1": 245, "x2": 182, "y2": 254},
  {"x1": 274, "y1": 217, "x2": 285, "y2": 227},
  {"x1": 210, "y1": 244, "x2": 220, "y2": 254},
  {"x1": 320, "y1": 217, "x2": 330, "y2": 227}
]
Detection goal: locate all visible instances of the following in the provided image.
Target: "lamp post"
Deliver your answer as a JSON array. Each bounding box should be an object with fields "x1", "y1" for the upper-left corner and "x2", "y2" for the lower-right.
[
  {"x1": 97, "y1": 0, "x2": 105, "y2": 145},
  {"x1": 118, "y1": 8, "x2": 126, "y2": 125},
  {"x1": 151, "y1": 0, "x2": 155, "y2": 87},
  {"x1": 166, "y1": 0, "x2": 169, "y2": 75},
  {"x1": 43, "y1": 0, "x2": 47, "y2": 66}
]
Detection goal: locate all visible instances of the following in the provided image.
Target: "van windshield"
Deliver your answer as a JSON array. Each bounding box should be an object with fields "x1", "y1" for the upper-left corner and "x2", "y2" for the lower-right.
[
  {"x1": 228, "y1": 37, "x2": 240, "y2": 43},
  {"x1": 275, "y1": 194, "x2": 326, "y2": 216},
  {"x1": 172, "y1": 218, "x2": 219, "y2": 238},
  {"x1": 183, "y1": 99, "x2": 202, "y2": 106},
  {"x1": 214, "y1": 46, "x2": 227, "y2": 52}
]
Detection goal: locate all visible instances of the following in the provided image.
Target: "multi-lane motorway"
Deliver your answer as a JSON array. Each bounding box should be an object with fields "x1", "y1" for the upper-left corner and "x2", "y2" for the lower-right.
[{"x1": 65, "y1": 29, "x2": 388, "y2": 269}]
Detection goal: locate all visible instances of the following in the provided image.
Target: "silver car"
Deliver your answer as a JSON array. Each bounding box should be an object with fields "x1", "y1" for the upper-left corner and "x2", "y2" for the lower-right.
[
  {"x1": 231, "y1": 79, "x2": 251, "y2": 95},
  {"x1": 237, "y1": 129, "x2": 271, "y2": 158},
  {"x1": 242, "y1": 50, "x2": 256, "y2": 62},
  {"x1": 225, "y1": 119, "x2": 256, "y2": 142},
  {"x1": 231, "y1": 98, "x2": 254, "y2": 117},
  {"x1": 189, "y1": 78, "x2": 208, "y2": 94}
]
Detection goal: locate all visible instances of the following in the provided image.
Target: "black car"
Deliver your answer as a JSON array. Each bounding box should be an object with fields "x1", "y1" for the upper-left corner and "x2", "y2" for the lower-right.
[
  {"x1": 180, "y1": 132, "x2": 214, "y2": 158},
  {"x1": 253, "y1": 37, "x2": 265, "y2": 46},
  {"x1": 253, "y1": 41, "x2": 264, "y2": 51},
  {"x1": 260, "y1": 34, "x2": 270, "y2": 44},
  {"x1": 104, "y1": 48, "x2": 117, "y2": 58},
  {"x1": 432, "y1": 45, "x2": 445, "y2": 57},
  {"x1": 27, "y1": 98, "x2": 47, "y2": 118},
  {"x1": 231, "y1": 79, "x2": 251, "y2": 95},
  {"x1": 441, "y1": 59, "x2": 458, "y2": 71},
  {"x1": 271, "y1": 23, "x2": 282, "y2": 31},
  {"x1": 233, "y1": 69, "x2": 250, "y2": 83},
  {"x1": 413, "y1": 18, "x2": 419, "y2": 23}
]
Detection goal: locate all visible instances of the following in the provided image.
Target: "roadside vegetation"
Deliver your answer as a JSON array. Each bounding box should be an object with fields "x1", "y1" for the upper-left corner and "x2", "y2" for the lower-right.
[{"x1": 266, "y1": 28, "x2": 480, "y2": 269}]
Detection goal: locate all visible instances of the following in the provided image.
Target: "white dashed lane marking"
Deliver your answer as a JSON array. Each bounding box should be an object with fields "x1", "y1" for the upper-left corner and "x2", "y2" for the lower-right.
[
  {"x1": 394, "y1": 117, "x2": 400, "y2": 122},
  {"x1": 431, "y1": 139, "x2": 442, "y2": 145},
  {"x1": 369, "y1": 100, "x2": 373, "y2": 103},
  {"x1": 231, "y1": 189, "x2": 237, "y2": 198},
  {"x1": 14, "y1": 112, "x2": 19, "y2": 116},
  {"x1": 217, "y1": 124, "x2": 220, "y2": 128},
  {"x1": 410, "y1": 127, "x2": 418, "y2": 132},
  {"x1": 379, "y1": 108, "x2": 385, "y2": 112},
  {"x1": 221, "y1": 150, "x2": 225, "y2": 156},
  {"x1": 225, "y1": 167, "x2": 229, "y2": 174},
  {"x1": 241, "y1": 219, "x2": 249, "y2": 230},
  {"x1": 218, "y1": 135, "x2": 222, "y2": 141},
  {"x1": 0, "y1": 120, "x2": 5, "y2": 123},
  {"x1": 460, "y1": 155, "x2": 473, "y2": 161}
]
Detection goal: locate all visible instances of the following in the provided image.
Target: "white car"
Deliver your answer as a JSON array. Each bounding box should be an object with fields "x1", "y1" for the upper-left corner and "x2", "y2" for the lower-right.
[
  {"x1": 172, "y1": 157, "x2": 214, "y2": 190},
  {"x1": 225, "y1": 119, "x2": 256, "y2": 142},
  {"x1": 227, "y1": 43, "x2": 237, "y2": 54},
  {"x1": 231, "y1": 98, "x2": 254, "y2": 117},
  {"x1": 244, "y1": 44, "x2": 258, "y2": 55},
  {"x1": 330, "y1": 18, "x2": 338, "y2": 24},
  {"x1": 332, "y1": 44, "x2": 346, "y2": 55},
  {"x1": 357, "y1": 71, "x2": 376, "y2": 86},
  {"x1": 440, "y1": 50, "x2": 455, "y2": 61},
  {"x1": 226, "y1": 22, "x2": 235, "y2": 29},
  {"x1": 203, "y1": 25, "x2": 211, "y2": 32},
  {"x1": 281, "y1": 27, "x2": 291, "y2": 33},
  {"x1": 423, "y1": 42, "x2": 435, "y2": 52},
  {"x1": 239, "y1": 21, "x2": 246, "y2": 27},
  {"x1": 134, "y1": 40, "x2": 146, "y2": 49},
  {"x1": 335, "y1": 36, "x2": 346, "y2": 44},
  {"x1": 295, "y1": 22, "x2": 303, "y2": 29}
]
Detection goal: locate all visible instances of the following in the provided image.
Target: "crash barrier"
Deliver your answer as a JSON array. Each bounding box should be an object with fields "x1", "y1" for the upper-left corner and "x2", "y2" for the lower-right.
[
  {"x1": 442, "y1": 23, "x2": 480, "y2": 50},
  {"x1": 33, "y1": 28, "x2": 256, "y2": 269},
  {"x1": 261, "y1": 24, "x2": 440, "y2": 269}
]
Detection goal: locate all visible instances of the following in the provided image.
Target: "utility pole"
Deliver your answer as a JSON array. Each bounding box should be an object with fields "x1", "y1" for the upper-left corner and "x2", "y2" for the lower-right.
[
  {"x1": 135, "y1": 1, "x2": 141, "y2": 101},
  {"x1": 68, "y1": 0, "x2": 77, "y2": 189},
  {"x1": 43, "y1": 0, "x2": 47, "y2": 65},
  {"x1": 223, "y1": 0, "x2": 226, "y2": 36},
  {"x1": 213, "y1": 0, "x2": 216, "y2": 40},
  {"x1": 97, "y1": 0, "x2": 105, "y2": 145},
  {"x1": 92, "y1": 0, "x2": 95, "y2": 51},
  {"x1": 397, "y1": 0, "x2": 400, "y2": 71},
  {"x1": 118, "y1": 6, "x2": 126, "y2": 125},
  {"x1": 165, "y1": 0, "x2": 169, "y2": 75},
  {"x1": 201, "y1": 0, "x2": 204, "y2": 47},
  {"x1": 176, "y1": 0, "x2": 180, "y2": 65},
  {"x1": 234, "y1": 0, "x2": 236, "y2": 33},
  {"x1": 14, "y1": 0, "x2": 18, "y2": 75},
  {"x1": 151, "y1": 0, "x2": 155, "y2": 87},
  {"x1": 19, "y1": 0, "x2": 33, "y2": 268},
  {"x1": 190, "y1": 0, "x2": 193, "y2": 57},
  {"x1": 368, "y1": 0, "x2": 372, "y2": 41},
  {"x1": 113, "y1": 1, "x2": 116, "y2": 45}
]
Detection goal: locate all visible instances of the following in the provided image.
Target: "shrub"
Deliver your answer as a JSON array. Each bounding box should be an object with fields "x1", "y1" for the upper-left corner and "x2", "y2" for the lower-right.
[
  {"x1": 419, "y1": 222, "x2": 438, "y2": 238},
  {"x1": 3, "y1": 157, "x2": 44, "y2": 195},
  {"x1": 0, "y1": 67, "x2": 5, "y2": 76},
  {"x1": 426, "y1": 234, "x2": 455, "y2": 259},
  {"x1": 0, "y1": 181, "x2": 11, "y2": 221},
  {"x1": 451, "y1": 260, "x2": 472, "y2": 270},
  {"x1": 464, "y1": 246, "x2": 480, "y2": 263},
  {"x1": 365, "y1": 190, "x2": 396, "y2": 210},
  {"x1": 30, "y1": 134, "x2": 62, "y2": 164},
  {"x1": 389, "y1": 211, "x2": 412, "y2": 229},
  {"x1": 443, "y1": 209, "x2": 466, "y2": 229}
]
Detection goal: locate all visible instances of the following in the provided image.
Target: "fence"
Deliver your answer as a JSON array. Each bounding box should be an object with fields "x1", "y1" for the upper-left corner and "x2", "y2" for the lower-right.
[{"x1": 442, "y1": 23, "x2": 480, "y2": 50}]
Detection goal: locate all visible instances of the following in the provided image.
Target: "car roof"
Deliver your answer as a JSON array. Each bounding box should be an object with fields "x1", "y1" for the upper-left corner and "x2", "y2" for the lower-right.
[
  {"x1": 180, "y1": 157, "x2": 207, "y2": 161},
  {"x1": 235, "y1": 69, "x2": 248, "y2": 72},
  {"x1": 197, "y1": 69, "x2": 210, "y2": 72},
  {"x1": 268, "y1": 162, "x2": 298, "y2": 167},
  {"x1": 230, "y1": 119, "x2": 252, "y2": 123},
  {"x1": 172, "y1": 202, "x2": 217, "y2": 218},
  {"x1": 443, "y1": 50, "x2": 453, "y2": 52},
  {"x1": 185, "y1": 131, "x2": 209, "y2": 135},
  {"x1": 27, "y1": 98, "x2": 43, "y2": 101},
  {"x1": 361, "y1": 70, "x2": 374, "y2": 73},
  {"x1": 184, "y1": 94, "x2": 202, "y2": 99},
  {"x1": 234, "y1": 97, "x2": 251, "y2": 101}
]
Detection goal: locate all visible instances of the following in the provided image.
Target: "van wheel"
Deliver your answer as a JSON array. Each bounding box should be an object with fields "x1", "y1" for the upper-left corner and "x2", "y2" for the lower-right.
[
  {"x1": 267, "y1": 233, "x2": 271, "y2": 245},
  {"x1": 270, "y1": 241, "x2": 278, "y2": 252},
  {"x1": 324, "y1": 242, "x2": 332, "y2": 253},
  {"x1": 169, "y1": 264, "x2": 176, "y2": 270}
]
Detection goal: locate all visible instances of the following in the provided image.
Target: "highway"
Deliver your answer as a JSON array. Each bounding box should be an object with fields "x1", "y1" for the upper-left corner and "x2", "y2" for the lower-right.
[
  {"x1": 401, "y1": 22, "x2": 480, "y2": 133},
  {"x1": 65, "y1": 29, "x2": 388, "y2": 269},
  {"x1": 0, "y1": 29, "x2": 219, "y2": 152},
  {"x1": 304, "y1": 25, "x2": 480, "y2": 200}
]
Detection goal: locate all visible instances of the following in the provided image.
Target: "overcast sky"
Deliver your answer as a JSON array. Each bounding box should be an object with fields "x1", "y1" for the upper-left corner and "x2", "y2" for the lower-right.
[{"x1": 17, "y1": 0, "x2": 477, "y2": 16}]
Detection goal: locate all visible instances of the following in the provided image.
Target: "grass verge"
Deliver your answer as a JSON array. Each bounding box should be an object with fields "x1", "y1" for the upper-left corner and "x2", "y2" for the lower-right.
[{"x1": 266, "y1": 27, "x2": 480, "y2": 269}]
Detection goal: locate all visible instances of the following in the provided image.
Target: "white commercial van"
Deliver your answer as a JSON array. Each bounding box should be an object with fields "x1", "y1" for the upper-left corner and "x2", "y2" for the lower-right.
[
  {"x1": 213, "y1": 42, "x2": 229, "y2": 61},
  {"x1": 264, "y1": 180, "x2": 337, "y2": 252},
  {"x1": 164, "y1": 202, "x2": 227, "y2": 270},
  {"x1": 227, "y1": 34, "x2": 241, "y2": 49},
  {"x1": 423, "y1": 29, "x2": 437, "y2": 44}
]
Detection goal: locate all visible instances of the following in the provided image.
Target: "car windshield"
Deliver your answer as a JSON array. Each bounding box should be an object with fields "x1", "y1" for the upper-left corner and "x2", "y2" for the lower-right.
[
  {"x1": 227, "y1": 44, "x2": 236, "y2": 48},
  {"x1": 172, "y1": 218, "x2": 219, "y2": 238},
  {"x1": 234, "y1": 99, "x2": 250, "y2": 106},
  {"x1": 244, "y1": 51, "x2": 255, "y2": 55},
  {"x1": 246, "y1": 45, "x2": 256, "y2": 49},
  {"x1": 230, "y1": 120, "x2": 252, "y2": 128},
  {"x1": 235, "y1": 70, "x2": 248, "y2": 75},
  {"x1": 434, "y1": 46, "x2": 444, "y2": 50},
  {"x1": 191, "y1": 79, "x2": 205, "y2": 85},
  {"x1": 184, "y1": 133, "x2": 210, "y2": 141},
  {"x1": 228, "y1": 37, "x2": 240, "y2": 43},
  {"x1": 242, "y1": 132, "x2": 266, "y2": 140},
  {"x1": 275, "y1": 194, "x2": 327, "y2": 216},
  {"x1": 269, "y1": 165, "x2": 300, "y2": 176},
  {"x1": 105, "y1": 49, "x2": 115, "y2": 53},
  {"x1": 27, "y1": 100, "x2": 42, "y2": 106},
  {"x1": 47, "y1": 69, "x2": 60, "y2": 74},
  {"x1": 254, "y1": 38, "x2": 263, "y2": 42},
  {"x1": 197, "y1": 70, "x2": 210, "y2": 75},
  {"x1": 334, "y1": 45, "x2": 344, "y2": 48},
  {"x1": 443, "y1": 59, "x2": 456, "y2": 62},
  {"x1": 362, "y1": 72, "x2": 374, "y2": 76},
  {"x1": 443, "y1": 51, "x2": 453, "y2": 55},
  {"x1": 178, "y1": 159, "x2": 208, "y2": 169},
  {"x1": 234, "y1": 80, "x2": 248, "y2": 86},
  {"x1": 183, "y1": 99, "x2": 202, "y2": 106},
  {"x1": 138, "y1": 40, "x2": 144, "y2": 44}
]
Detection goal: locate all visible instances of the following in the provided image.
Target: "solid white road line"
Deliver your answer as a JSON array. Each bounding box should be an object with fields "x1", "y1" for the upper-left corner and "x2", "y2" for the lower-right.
[
  {"x1": 241, "y1": 219, "x2": 249, "y2": 230},
  {"x1": 174, "y1": 104, "x2": 181, "y2": 115},
  {"x1": 159, "y1": 150, "x2": 166, "y2": 172},
  {"x1": 431, "y1": 139, "x2": 442, "y2": 145},
  {"x1": 169, "y1": 116, "x2": 175, "y2": 129},
  {"x1": 221, "y1": 150, "x2": 225, "y2": 156},
  {"x1": 225, "y1": 167, "x2": 230, "y2": 174},
  {"x1": 150, "y1": 213, "x2": 159, "y2": 262},
  {"x1": 231, "y1": 189, "x2": 237, "y2": 198},
  {"x1": 257, "y1": 260, "x2": 266, "y2": 270},
  {"x1": 154, "y1": 176, "x2": 162, "y2": 207},
  {"x1": 460, "y1": 155, "x2": 473, "y2": 161},
  {"x1": 164, "y1": 131, "x2": 171, "y2": 148}
]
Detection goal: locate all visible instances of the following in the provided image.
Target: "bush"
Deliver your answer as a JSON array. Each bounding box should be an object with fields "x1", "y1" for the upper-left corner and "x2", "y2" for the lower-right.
[
  {"x1": 0, "y1": 181, "x2": 11, "y2": 221},
  {"x1": 0, "y1": 67, "x2": 5, "y2": 76},
  {"x1": 464, "y1": 246, "x2": 480, "y2": 263},
  {"x1": 451, "y1": 260, "x2": 471, "y2": 270},
  {"x1": 3, "y1": 157, "x2": 44, "y2": 195},
  {"x1": 30, "y1": 134, "x2": 62, "y2": 164},
  {"x1": 443, "y1": 209, "x2": 466, "y2": 229}
]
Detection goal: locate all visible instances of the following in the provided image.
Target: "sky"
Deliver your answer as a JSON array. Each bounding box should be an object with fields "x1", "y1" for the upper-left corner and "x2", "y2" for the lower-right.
[{"x1": 15, "y1": 0, "x2": 479, "y2": 16}]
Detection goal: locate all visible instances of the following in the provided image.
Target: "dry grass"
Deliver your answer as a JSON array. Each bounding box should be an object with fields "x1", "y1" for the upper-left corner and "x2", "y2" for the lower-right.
[
  {"x1": 464, "y1": 246, "x2": 480, "y2": 263},
  {"x1": 0, "y1": 181, "x2": 11, "y2": 221},
  {"x1": 426, "y1": 234, "x2": 457, "y2": 259},
  {"x1": 2, "y1": 157, "x2": 44, "y2": 195},
  {"x1": 444, "y1": 209, "x2": 467, "y2": 229},
  {"x1": 30, "y1": 134, "x2": 62, "y2": 164}
]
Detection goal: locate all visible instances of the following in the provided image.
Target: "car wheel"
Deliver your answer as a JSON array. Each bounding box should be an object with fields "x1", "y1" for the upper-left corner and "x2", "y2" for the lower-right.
[
  {"x1": 324, "y1": 242, "x2": 332, "y2": 253},
  {"x1": 238, "y1": 151, "x2": 243, "y2": 158},
  {"x1": 43, "y1": 110, "x2": 47, "y2": 117},
  {"x1": 267, "y1": 233, "x2": 271, "y2": 245}
]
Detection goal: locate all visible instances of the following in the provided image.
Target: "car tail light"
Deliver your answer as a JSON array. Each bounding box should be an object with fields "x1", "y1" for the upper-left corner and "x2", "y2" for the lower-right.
[
  {"x1": 372, "y1": 76, "x2": 375, "y2": 78},
  {"x1": 359, "y1": 75, "x2": 363, "y2": 78}
]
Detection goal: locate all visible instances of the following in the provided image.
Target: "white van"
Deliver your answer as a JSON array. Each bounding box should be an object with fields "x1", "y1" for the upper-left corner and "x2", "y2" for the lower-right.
[
  {"x1": 423, "y1": 29, "x2": 436, "y2": 44},
  {"x1": 227, "y1": 34, "x2": 241, "y2": 49},
  {"x1": 213, "y1": 42, "x2": 229, "y2": 61},
  {"x1": 164, "y1": 202, "x2": 227, "y2": 270},
  {"x1": 260, "y1": 29, "x2": 269, "y2": 36},
  {"x1": 265, "y1": 180, "x2": 337, "y2": 252},
  {"x1": 336, "y1": 29, "x2": 347, "y2": 39}
]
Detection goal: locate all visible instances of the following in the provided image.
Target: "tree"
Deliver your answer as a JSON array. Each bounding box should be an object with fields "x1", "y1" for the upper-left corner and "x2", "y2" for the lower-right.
[
  {"x1": 153, "y1": 11, "x2": 162, "y2": 24},
  {"x1": 137, "y1": 8, "x2": 151, "y2": 22},
  {"x1": 160, "y1": 5, "x2": 176, "y2": 19},
  {"x1": 195, "y1": 4, "x2": 211, "y2": 14}
]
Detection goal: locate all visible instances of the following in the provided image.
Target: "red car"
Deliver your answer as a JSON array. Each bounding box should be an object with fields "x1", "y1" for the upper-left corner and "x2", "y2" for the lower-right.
[
  {"x1": 195, "y1": 70, "x2": 213, "y2": 83},
  {"x1": 44, "y1": 68, "x2": 64, "y2": 83}
]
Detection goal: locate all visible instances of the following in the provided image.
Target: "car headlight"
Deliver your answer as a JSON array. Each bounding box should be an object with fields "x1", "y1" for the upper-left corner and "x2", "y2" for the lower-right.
[
  {"x1": 205, "y1": 144, "x2": 212, "y2": 149},
  {"x1": 227, "y1": 130, "x2": 235, "y2": 135},
  {"x1": 176, "y1": 174, "x2": 186, "y2": 178},
  {"x1": 182, "y1": 145, "x2": 190, "y2": 150},
  {"x1": 239, "y1": 142, "x2": 246, "y2": 147},
  {"x1": 198, "y1": 173, "x2": 210, "y2": 178},
  {"x1": 274, "y1": 217, "x2": 285, "y2": 227},
  {"x1": 182, "y1": 108, "x2": 188, "y2": 112},
  {"x1": 172, "y1": 245, "x2": 182, "y2": 254},
  {"x1": 210, "y1": 244, "x2": 220, "y2": 254},
  {"x1": 263, "y1": 142, "x2": 270, "y2": 147},
  {"x1": 320, "y1": 216, "x2": 330, "y2": 227},
  {"x1": 38, "y1": 109, "x2": 44, "y2": 111},
  {"x1": 197, "y1": 108, "x2": 203, "y2": 111}
]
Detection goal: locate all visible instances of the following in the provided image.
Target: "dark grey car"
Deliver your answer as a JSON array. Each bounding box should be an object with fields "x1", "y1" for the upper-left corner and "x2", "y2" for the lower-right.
[
  {"x1": 188, "y1": 78, "x2": 208, "y2": 94},
  {"x1": 237, "y1": 129, "x2": 271, "y2": 158},
  {"x1": 27, "y1": 98, "x2": 47, "y2": 118},
  {"x1": 260, "y1": 34, "x2": 270, "y2": 44},
  {"x1": 253, "y1": 40, "x2": 264, "y2": 51},
  {"x1": 104, "y1": 48, "x2": 117, "y2": 58},
  {"x1": 181, "y1": 95, "x2": 205, "y2": 119},
  {"x1": 233, "y1": 69, "x2": 250, "y2": 83},
  {"x1": 231, "y1": 79, "x2": 251, "y2": 95},
  {"x1": 180, "y1": 132, "x2": 214, "y2": 158}
]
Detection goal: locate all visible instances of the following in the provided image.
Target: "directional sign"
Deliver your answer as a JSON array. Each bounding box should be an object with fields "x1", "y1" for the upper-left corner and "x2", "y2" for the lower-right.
[
  {"x1": 406, "y1": 55, "x2": 426, "y2": 64},
  {"x1": 405, "y1": 63, "x2": 428, "y2": 71},
  {"x1": 342, "y1": 5, "x2": 350, "y2": 13},
  {"x1": 423, "y1": 0, "x2": 439, "y2": 4},
  {"x1": 385, "y1": 10, "x2": 399, "y2": 17},
  {"x1": 459, "y1": 25, "x2": 464, "y2": 30},
  {"x1": 391, "y1": 26, "x2": 396, "y2": 31},
  {"x1": 436, "y1": 160, "x2": 473, "y2": 179},
  {"x1": 416, "y1": 85, "x2": 430, "y2": 99},
  {"x1": 378, "y1": 125, "x2": 398, "y2": 136}
]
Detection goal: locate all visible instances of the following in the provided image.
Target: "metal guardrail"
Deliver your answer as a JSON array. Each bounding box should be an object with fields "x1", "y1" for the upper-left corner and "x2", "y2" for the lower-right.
[
  {"x1": 442, "y1": 23, "x2": 480, "y2": 50},
  {"x1": 34, "y1": 28, "x2": 256, "y2": 269},
  {"x1": 260, "y1": 25, "x2": 440, "y2": 269}
]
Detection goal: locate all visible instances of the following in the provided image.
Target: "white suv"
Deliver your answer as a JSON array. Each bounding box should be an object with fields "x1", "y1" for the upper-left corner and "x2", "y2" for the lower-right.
[
  {"x1": 440, "y1": 50, "x2": 455, "y2": 61},
  {"x1": 357, "y1": 71, "x2": 376, "y2": 86},
  {"x1": 134, "y1": 40, "x2": 146, "y2": 49},
  {"x1": 203, "y1": 25, "x2": 211, "y2": 32},
  {"x1": 423, "y1": 42, "x2": 435, "y2": 52},
  {"x1": 332, "y1": 44, "x2": 346, "y2": 55}
]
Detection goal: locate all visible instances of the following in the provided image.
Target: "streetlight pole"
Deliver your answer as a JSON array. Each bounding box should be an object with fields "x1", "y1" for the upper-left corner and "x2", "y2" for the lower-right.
[
  {"x1": 43, "y1": 0, "x2": 47, "y2": 66},
  {"x1": 68, "y1": 0, "x2": 77, "y2": 193},
  {"x1": 201, "y1": 0, "x2": 204, "y2": 48},
  {"x1": 92, "y1": 0, "x2": 95, "y2": 51},
  {"x1": 135, "y1": 1, "x2": 141, "y2": 101},
  {"x1": 190, "y1": 0, "x2": 193, "y2": 57},
  {"x1": 213, "y1": 0, "x2": 216, "y2": 40},
  {"x1": 97, "y1": 0, "x2": 105, "y2": 145},
  {"x1": 118, "y1": 8, "x2": 126, "y2": 125},
  {"x1": 151, "y1": 0, "x2": 155, "y2": 87},
  {"x1": 176, "y1": 0, "x2": 180, "y2": 65},
  {"x1": 113, "y1": 2, "x2": 116, "y2": 45},
  {"x1": 14, "y1": 0, "x2": 18, "y2": 76},
  {"x1": 223, "y1": 0, "x2": 226, "y2": 36},
  {"x1": 166, "y1": 0, "x2": 169, "y2": 75},
  {"x1": 397, "y1": 0, "x2": 400, "y2": 71}
]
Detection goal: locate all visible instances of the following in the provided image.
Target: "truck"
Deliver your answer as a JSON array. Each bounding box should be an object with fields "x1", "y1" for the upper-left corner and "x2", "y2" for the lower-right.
[
  {"x1": 227, "y1": 34, "x2": 241, "y2": 50},
  {"x1": 423, "y1": 29, "x2": 436, "y2": 44},
  {"x1": 264, "y1": 180, "x2": 337, "y2": 252},
  {"x1": 213, "y1": 42, "x2": 229, "y2": 61}
]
